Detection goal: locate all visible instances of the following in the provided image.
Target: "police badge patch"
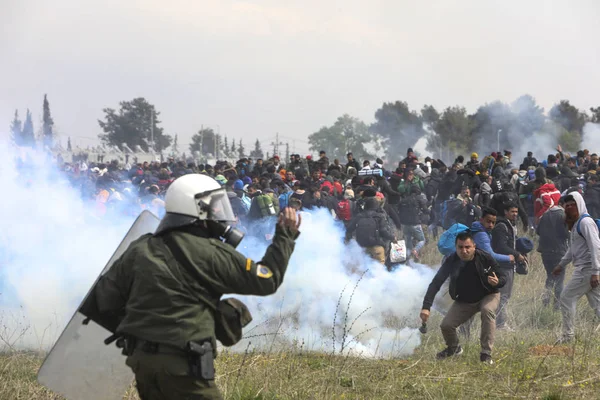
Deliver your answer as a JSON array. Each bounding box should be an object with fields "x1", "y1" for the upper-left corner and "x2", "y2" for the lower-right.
[{"x1": 256, "y1": 265, "x2": 273, "y2": 278}]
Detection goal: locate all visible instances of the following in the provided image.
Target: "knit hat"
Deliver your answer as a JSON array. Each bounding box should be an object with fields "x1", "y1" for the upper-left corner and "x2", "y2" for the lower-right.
[
  {"x1": 471, "y1": 152, "x2": 478, "y2": 159},
  {"x1": 344, "y1": 189, "x2": 355, "y2": 199}
]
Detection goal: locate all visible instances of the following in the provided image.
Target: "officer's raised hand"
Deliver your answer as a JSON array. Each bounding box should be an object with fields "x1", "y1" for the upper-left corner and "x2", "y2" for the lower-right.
[{"x1": 278, "y1": 207, "x2": 302, "y2": 235}]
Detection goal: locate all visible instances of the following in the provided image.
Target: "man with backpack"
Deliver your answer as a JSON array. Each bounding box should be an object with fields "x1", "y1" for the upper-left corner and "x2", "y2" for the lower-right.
[
  {"x1": 491, "y1": 202, "x2": 525, "y2": 331},
  {"x1": 552, "y1": 192, "x2": 600, "y2": 343},
  {"x1": 398, "y1": 185, "x2": 427, "y2": 260},
  {"x1": 336, "y1": 188, "x2": 355, "y2": 227},
  {"x1": 345, "y1": 191, "x2": 396, "y2": 264}
]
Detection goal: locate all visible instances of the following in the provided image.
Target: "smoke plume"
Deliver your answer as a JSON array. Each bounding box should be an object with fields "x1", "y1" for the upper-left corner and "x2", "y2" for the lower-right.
[
  {"x1": 582, "y1": 123, "x2": 600, "y2": 153},
  {"x1": 234, "y1": 208, "x2": 435, "y2": 357},
  {"x1": 0, "y1": 141, "x2": 134, "y2": 349},
  {"x1": 0, "y1": 142, "x2": 435, "y2": 357}
]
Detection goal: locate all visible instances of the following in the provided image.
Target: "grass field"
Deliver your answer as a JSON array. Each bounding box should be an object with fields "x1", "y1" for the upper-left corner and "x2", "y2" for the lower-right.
[{"x1": 2, "y1": 241, "x2": 600, "y2": 399}]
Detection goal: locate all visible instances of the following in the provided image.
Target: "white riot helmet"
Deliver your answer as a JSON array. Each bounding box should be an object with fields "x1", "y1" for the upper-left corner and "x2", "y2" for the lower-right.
[
  {"x1": 155, "y1": 174, "x2": 243, "y2": 246},
  {"x1": 164, "y1": 174, "x2": 235, "y2": 222}
]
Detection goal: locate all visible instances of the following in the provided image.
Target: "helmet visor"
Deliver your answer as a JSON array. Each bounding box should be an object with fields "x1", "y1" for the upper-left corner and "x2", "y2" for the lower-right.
[{"x1": 195, "y1": 188, "x2": 236, "y2": 222}]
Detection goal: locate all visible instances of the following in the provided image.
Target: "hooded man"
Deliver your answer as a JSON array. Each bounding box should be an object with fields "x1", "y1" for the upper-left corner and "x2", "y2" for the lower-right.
[{"x1": 552, "y1": 192, "x2": 600, "y2": 342}]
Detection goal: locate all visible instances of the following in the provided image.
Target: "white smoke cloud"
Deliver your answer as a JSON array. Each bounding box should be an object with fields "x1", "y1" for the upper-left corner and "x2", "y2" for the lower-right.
[
  {"x1": 234, "y1": 208, "x2": 436, "y2": 358},
  {"x1": 0, "y1": 141, "x2": 134, "y2": 349},
  {"x1": 0, "y1": 142, "x2": 436, "y2": 358},
  {"x1": 583, "y1": 122, "x2": 600, "y2": 153}
]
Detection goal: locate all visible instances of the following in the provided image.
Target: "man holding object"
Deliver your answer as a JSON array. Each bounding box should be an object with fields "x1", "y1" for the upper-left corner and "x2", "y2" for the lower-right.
[{"x1": 420, "y1": 231, "x2": 507, "y2": 364}]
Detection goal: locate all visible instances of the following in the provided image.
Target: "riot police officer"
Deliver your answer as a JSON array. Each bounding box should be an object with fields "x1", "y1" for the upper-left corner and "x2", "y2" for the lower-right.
[{"x1": 93, "y1": 173, "x2": 301, "y2": 399}]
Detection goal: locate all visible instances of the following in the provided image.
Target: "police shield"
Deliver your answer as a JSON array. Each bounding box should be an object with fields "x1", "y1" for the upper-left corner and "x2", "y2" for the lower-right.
[{"x1": 37, "y1": 210, "x2": 160, "y2": 400}]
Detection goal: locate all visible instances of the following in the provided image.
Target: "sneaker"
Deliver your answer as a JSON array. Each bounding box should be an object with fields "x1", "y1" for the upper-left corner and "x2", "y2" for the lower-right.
[
  {"x1": 480, "y1": 353, "x2": 494, "y2": 364},
  {"x1": 436, "y1": 345, "x2": 463, "y2": 360},
  {"x1": 496, "y1": 325, "x2": 515, "y2": 332}
]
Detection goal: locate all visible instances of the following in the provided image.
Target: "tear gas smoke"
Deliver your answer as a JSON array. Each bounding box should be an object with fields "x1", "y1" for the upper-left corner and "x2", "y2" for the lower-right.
[
  {"x1": 0, "y1": 141, "x2": 135, "y2": 349},
  {"x1": 583, "y1": 123, "x2": 600, "y2": 153},
  {"x1": 0, "y1": 142, "x2": 436, "y2": 357},
  {"x1": 234, "y1": 208, "x2": 436, "y2": 358}
]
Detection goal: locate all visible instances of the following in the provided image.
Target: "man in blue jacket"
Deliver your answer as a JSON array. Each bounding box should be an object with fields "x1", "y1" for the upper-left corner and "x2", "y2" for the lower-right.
[{"x1": 471, "y1": 207, "x2": 516, "y2": 264}]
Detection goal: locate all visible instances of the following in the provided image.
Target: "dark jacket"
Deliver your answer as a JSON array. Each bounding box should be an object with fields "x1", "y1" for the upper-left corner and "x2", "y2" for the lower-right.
[
  {"x1": 536, "y1": 206, "x2": 568, "y2": 255},
  {"x1": 584, "y1": 184, "x2": 600, "y2": 219},
  {"x1": 345, "y1": 199, "x2": 395, "y2": 247},
  {"x1": 398, "y1": 193, "x2": 427, "y2": 226},
  {"x1": 491, "y1": 217, "x2": 519, "y2": 269},
  {"x1": 422, "y1": 249, "x2": 506, "y2": 310}
]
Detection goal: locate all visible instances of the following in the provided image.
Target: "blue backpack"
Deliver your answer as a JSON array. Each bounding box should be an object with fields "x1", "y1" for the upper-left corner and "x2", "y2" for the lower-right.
[
  {"x1": 576, "y1": 213, "x2": 600, "y2": 239},
  {"x1": 240, "y1": 193, "x2": 251, "y2": 213},
  {"x1": 278, "y1": 191, "x2": 293, "y2": 210},
  {"x1": 438, "y1": 223, "x2": 470, "y2": 256}
]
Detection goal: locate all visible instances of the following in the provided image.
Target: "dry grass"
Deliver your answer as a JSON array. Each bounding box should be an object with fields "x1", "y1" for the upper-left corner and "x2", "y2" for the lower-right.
[{"x1": 3, "y1": 239, "x2": 600, "y2": 399}]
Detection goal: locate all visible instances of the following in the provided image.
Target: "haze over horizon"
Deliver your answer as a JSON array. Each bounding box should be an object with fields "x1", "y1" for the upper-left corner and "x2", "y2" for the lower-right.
[{"x1": 2, "y1": 0, "x2": 599, "y2": 155}]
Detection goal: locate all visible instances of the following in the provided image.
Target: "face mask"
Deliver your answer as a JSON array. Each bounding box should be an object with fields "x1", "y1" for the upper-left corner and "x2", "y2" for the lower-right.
[{"x1": 207, "y1": 220, "x2": 245, "y2": 248}]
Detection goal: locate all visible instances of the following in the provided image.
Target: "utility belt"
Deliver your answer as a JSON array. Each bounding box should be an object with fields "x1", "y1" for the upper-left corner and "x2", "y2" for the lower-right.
[{"x1": 106, "y1": 334, "x2": 215, "y2": 380}]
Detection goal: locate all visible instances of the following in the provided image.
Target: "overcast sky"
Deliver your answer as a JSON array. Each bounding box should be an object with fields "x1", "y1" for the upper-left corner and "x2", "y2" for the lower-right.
[{"x1": 2, "y1": 0, "x2": 599, "y2": 155}]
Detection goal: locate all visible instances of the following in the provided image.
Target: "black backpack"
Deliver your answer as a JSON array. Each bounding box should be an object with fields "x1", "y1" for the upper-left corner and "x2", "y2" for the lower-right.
[
  {"x1": 355, "y1": 215, "x2": 380, "y2": 247},
  {"x1": 399, "y1": 195, "x2": 421, "y2": 226}
]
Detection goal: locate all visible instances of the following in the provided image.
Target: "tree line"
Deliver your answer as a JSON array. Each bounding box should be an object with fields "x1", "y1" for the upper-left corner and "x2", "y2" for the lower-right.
[
  {"x1": 309, "y1": 96, "x2": 600, "y2": 164},
  {"x1": 10, "y1": 95, "x2": 600, "y2": 164},
  {"x1": 10, "y1": 94, "x2": 55, "y2": 150}
]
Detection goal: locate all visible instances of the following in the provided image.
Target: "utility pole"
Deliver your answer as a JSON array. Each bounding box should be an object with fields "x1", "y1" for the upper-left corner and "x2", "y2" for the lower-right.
[
  {"x1": 271, "y1": 132, "x2": 284, "y2": 158},
  {"x1": 150, "y1": 109, "x2": 154, "y2": 153}
]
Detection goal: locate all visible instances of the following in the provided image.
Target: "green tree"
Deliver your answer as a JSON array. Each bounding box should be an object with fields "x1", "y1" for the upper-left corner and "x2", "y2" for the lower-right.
[
  {"x1": 427, "y1": 106, "x2": 475, "y2": 160},
  {"x1": 230, "y1": 137, "x2": 236, "y2": 156},
  {"x1": 421, "y1": 105, "x2": 440, "y2": 127},
  {"x1": 308, "y1": 114, "x2": 373, "y2": 161},
  {"x1": 223, "y1": 135, "x2": 230, "y2": 158},
  {"x1": 42, "y1": 94, "x2": 54, "y2": 149},
  {"x1": 21, "y1": 109, "x2": 36, "y2": 148},
  {"x1": 189, "y1": 128, "x2": 215, "y2": 155},
  {"x1": 371, "y1": 101, "x2": 426, "y2": 162},
  {"x1": 215, "y1": 134, "x2": 223, "y2": 159},
  {"x1": 238, "y1": 139, "x2": 245, "y2": 159},
  {"x1": 549, "y1": 100, "x2": 588, "y2": 134},
  {"x1": 98, "y1": 97, "x2": 172, "y2": 153},
  {"x1": 10, "y1": 110, "x2": 22, "y2": 145},
  {"x1": 589, "y1": 106, "x2": 600, "y2": 123},
  {"x1": 558, "y1": 129, "x2": 582, "y2": 152},
  {"x1": 249, "y1": 139, "x2": 264, "y2": 159}
]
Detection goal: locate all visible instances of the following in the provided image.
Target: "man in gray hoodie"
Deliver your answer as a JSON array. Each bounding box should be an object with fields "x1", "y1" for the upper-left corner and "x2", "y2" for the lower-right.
[
  {"x1": 537, "y1": 202, "x2": 569, "y2": 309},
  {"x1": 552, "y1": 192, "x2": 600, "y2": 342}
]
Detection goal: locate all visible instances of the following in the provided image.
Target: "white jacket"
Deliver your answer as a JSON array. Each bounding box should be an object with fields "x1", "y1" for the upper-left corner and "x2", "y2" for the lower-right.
[{"x1": 559, "y1": 192, "x2": 600, "y2": 274}]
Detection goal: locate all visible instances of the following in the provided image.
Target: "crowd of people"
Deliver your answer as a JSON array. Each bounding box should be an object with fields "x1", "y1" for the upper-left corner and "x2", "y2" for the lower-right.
[{"x1": 36, "y1": 143, "x2": 600, "y2": 365}]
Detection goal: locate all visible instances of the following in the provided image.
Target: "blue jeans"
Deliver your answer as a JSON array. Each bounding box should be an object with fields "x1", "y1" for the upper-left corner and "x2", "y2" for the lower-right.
[{"x1": 403, "y1": 225, "x2": 425, "y2": 252}]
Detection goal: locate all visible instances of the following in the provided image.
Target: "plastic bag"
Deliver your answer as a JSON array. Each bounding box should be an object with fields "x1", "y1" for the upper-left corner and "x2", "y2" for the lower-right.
[{"x1": 390, "y1": 240, "x2": 407, "y2": 263}]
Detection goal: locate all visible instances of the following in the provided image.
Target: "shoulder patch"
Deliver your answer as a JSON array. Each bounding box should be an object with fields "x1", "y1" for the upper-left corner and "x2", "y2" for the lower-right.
[
  {"x1": 246, "y1": 258, "x2": 252, "y2": 271},
  {"x1": 256, "y1": 265, "x2": 273, "y2": 279}
]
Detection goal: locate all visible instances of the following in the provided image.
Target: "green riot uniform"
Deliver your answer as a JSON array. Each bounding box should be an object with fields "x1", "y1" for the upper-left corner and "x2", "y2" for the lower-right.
[{"x1": 94, "y1": 223, "x2": 298, "y2": 400}]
